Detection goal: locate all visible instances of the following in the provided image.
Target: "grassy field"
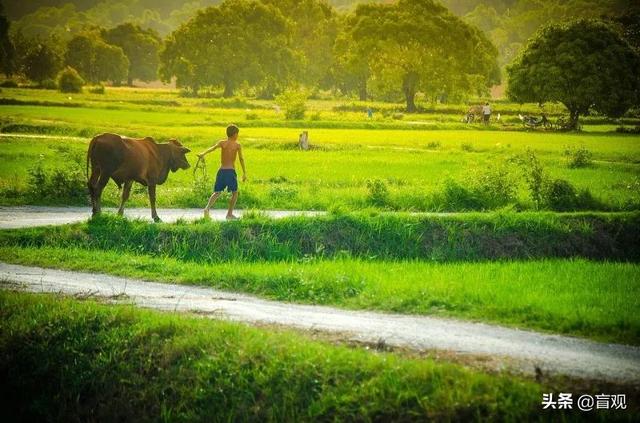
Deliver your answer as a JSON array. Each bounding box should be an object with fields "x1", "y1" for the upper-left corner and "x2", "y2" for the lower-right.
[
  {"x1": 1, "y1": 213, "x2": 638, "y2": 344},
  {"x1": 0, "y1": 290, "x2": 574, "y2": 422},
  {"x1": 1, "y1": 87, "x2": 639, "y2": 419},
  {"x1": 0, "y1": 87, "x2": 639, "y2": 211}
]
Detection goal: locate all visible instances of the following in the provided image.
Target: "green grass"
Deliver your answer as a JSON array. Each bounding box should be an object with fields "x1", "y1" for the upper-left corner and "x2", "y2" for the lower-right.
[
  {"x1": 1, "y1": 246, "x2": 638, "y2": 345},
  {"x1": 1, "y1": 86, "x2": 639, "y2": 212},
  {"x1": 0, "y1": 290, "x2": 551, "y2": 422},
  {"x1": 1, "y1": 213, "x2": 637, "y2": 262}
]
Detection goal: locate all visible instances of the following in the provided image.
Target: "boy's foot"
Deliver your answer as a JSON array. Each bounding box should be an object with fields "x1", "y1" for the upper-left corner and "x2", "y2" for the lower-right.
[
  {"x1": 203, "y1": 209, "x2": 210, "y2": 219},
  {"x1": 226, "y1": 214, "x2": 238, "y2": 220}
]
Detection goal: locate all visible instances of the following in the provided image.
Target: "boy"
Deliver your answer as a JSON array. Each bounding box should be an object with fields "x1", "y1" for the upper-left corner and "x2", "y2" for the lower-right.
[{"x1": 198, "y1": 124, "x2": 247, "y2": 219}]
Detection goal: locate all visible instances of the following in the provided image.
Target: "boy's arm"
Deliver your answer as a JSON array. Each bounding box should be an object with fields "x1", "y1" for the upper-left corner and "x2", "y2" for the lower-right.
[
  {"x1": 197, "y1": 141, "x2": 222, "y2": 158},
  {"x1": 238, "y1": 145, "x2": 247, "y2": 182}
]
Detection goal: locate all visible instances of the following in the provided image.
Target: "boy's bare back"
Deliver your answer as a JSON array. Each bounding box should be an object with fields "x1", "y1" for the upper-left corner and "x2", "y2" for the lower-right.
[{"x1": 219, "y1": 139, "x2": 241, "y2": 169}]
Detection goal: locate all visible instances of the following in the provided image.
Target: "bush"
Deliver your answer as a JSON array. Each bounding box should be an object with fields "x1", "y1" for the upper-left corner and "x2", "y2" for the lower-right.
[
  {"x1": 366, "y1": 179, "x2": 390, "y2": 207},
  {"x1": 0, "y1": 79, "x2": 18, "y2": 87},
  {"x1": 57, "y1": 67, "x2": 84, "y2": 93},
  {"x1": 542, "y1": 179, "x2": 577, "y2": 211},
  {"x1": 40, "y1": 79, "x2": 57, "y2": 90},
  {"x1": 392, "y1": 112, "x2": 404, "y2": 120},
  {"x1": 564, "y1": 145, "x2": 593, "y2": 168},
  {"x1": 245, "y1": 112, "x2": 259, "y2": 120},
  {"x1": 427, "y1": 141, "x2": 441, "y2": 149},
  {"x1": 517, "y1": 149, "x2": 546, "y2": 209},
  {"x1": 440, "y1": 178, "x2": 482, "y2": 210},
  {"x1": 466, "y1": 164, "x2": 518, "y2": 208},
  {"x1": 275, "y1": 90, "x2": 307, "y2": 120},
  {"x1": 461, "y1": 142, "x2": 474, "y2": 152},
  {"x1": 27, "y1": 159, "x2": 86, "y2": 203},
  {"x1": 88, "y1": 85, "x2": 105, "y2": 94}
]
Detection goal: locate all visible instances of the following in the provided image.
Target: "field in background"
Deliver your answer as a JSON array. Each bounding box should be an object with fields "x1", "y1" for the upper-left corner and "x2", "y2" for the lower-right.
[
  {"x1": 1, "y1": 87, "x2": 639, "y2": 212},
  {"x1": 1, "y1": 86, "x2": 639, "y2": 418}
]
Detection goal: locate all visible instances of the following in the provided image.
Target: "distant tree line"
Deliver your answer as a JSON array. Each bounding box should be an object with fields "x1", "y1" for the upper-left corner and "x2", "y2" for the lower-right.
[{"x1": 0, "y1": 0, "x2": 638, "y2": 120}]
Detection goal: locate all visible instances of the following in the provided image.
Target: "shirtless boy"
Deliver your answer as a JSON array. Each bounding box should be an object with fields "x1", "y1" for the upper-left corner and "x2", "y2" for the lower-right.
[{"x1": 197, "y1": 124, "x2": 247, "y2": 219}]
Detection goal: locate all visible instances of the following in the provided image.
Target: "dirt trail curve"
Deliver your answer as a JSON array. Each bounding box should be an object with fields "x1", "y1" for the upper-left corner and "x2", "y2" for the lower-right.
[
  {"x1": 1, "y1": 262, "x2": 639, "y2": 384},
  {"x1": 0, "y1": 206, "x2": 323, "y2": 229}
]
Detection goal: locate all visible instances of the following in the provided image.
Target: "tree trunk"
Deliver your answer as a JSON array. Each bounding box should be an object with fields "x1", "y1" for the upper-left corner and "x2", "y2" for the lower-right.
[
  {"x1": 569, "y1": 109, "x2": 580, "y2": 131},
  {"x1": 403, "y1": 72, "x2": 419, "y2": 113},
  {"x1": 127, "y1": 76, "x2": 133, "y2": 86},
  {"x1": 223, "y1": 81, "x2": 234, "y2": 98},
  {"x1": 358, "y1": 79, "x2": 367, "y2": 101}
]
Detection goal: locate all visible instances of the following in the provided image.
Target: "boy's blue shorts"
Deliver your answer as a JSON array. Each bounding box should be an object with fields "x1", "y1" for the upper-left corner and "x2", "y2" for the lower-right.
[{"x1": 214, "y1": 169, "x2": 238, "y2": 193}]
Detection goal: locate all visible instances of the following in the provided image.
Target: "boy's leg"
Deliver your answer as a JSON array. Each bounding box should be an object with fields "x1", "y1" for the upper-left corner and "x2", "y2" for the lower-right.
[
  {"x1": 226, "y1": 192, "x2": 239, "y2": 219},
  {"x1": 204, "y1": 192, "x2": 221, "y2": 218}
]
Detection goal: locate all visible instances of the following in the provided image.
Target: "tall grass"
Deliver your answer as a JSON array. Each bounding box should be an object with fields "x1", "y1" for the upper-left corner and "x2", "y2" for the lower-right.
[
  {"x1": 0, "y1": 291, "x2": 551, "y2": 422},
  {"x1": 2, "y1": 246, "x2": 638, "y2": 345},
  {"x1": 1, "y1": 212, "x2": 637, "y2": 262}
]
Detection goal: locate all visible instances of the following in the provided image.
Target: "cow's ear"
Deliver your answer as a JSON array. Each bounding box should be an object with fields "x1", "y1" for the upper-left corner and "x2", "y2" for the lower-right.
[{"x1": 180, "y1": 147, "x2": 191, "y2": 153}]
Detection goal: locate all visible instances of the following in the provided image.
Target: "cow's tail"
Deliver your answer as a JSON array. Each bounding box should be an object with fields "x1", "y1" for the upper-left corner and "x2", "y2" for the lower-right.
[{"x1": 86, "y1": 136, "x2": 97, "y2": 180}]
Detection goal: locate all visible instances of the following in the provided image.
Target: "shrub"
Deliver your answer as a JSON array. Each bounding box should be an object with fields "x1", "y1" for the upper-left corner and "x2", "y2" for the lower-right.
[
  {"x1": 245, "y1": 112, "x2": 259, "y2": 120},
  {"x1": 57, "y1": 67, "x2": 84, "y2": 93},
  {"x1": 440, "y1": 178, "x2": 482, "y2": 210},
  {"x1": 427, "y1": 141, "x2": 441, "y2": 149},
  {"x1": 88, "y1": 85, "x2": 105, "y2": 94},
  {"x1": 366, "y1": 179, "x2": 389, "y2": 207},
  {"x1": 467, "y1": 163, "x2": 518, "y2": 208},
  {"x1": 310, "y1": 112, "x2": 322, "y2": 121},
  {"x1": 564, "y1": 145, "x2": 593, "y2": 168},
  {"x1": 461, "y1": 142, "x2": 474, "y2": 152},
  {"x1": 392, "y1": 112, "x2": 404, "y2": 120},
  {"x1": 0, "y1": 79, "x2": 18, "y2": 88},
  {"x1": 27, "y1": 159, "x2": 86, "y2": 203},
  {"x1": 40, "y1": 79, "x2": 57, "y2": 90},
  {"x1": 275, "y1": 90, "x2": 307, "y2": 120},
  {"x1": 542, "y1": 179, "x2": 578, "y2": 211},
  {"x1": 518, "y1": 149, "x2": 546, "y2": 209}
]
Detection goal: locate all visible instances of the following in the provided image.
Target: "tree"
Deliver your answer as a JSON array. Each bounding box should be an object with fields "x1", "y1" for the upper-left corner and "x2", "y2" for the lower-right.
[
  {"x1": 507, "y1": 19, "x2": 640, "y2": 129},
  {"x1": 93, "y1": 41, "x2": 129, "y2": 84},
  {"x1": 65, "y1": 32, "x2": 129, "y2": 84},
  {"x1": 102, "y1": 23, "x2": 161, "y2": 86},
  {"x1": 347, "y1": 0, "x2": 499, "y2": 112},
  {"x1": 333, "y1": 15, "x2": 372, "y2": 100},
  {"x1": 0, "y1": 3, "x2": 15, "y2": 77},
  {"x1": 22, "y1": 40, "x2": 63, "y2": 84},
  {"x1": 260, "y1": 0, "x2": 339, "y2": 95},
  {"x1": 160, "y1": 0, "x2": 295, "y2": 97}
]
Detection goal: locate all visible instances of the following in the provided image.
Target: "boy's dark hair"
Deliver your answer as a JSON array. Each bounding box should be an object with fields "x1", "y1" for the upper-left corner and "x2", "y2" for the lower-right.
[{"x1": 226, "y1": 124, "x2": 239, "y2": 138}]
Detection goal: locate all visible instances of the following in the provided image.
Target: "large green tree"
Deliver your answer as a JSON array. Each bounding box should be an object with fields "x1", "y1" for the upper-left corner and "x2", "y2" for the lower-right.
[
  {"x1": 0, "y1": 3, "x2": 15, "y2": 77},
  {"x1": 102, "y1": 23, "x2": 161, "y2": 86},
  {"x1": 22, "y1": 40, "x2": 63, "y2": 83},
  {"x1": 160, "y1": 0, "x2": 294, "y2": 97},
  {"x1": 260, "y1": 0, "x2": 339, "y2": 94},
  {"x1": 507, "y1": 19, "x2": 640, "y2": 129},
  {"x1": 65, "y1": 32, "x2": 129, "y2": 84},
  {"x1": 347, "y1": 0, "x2": 499, "y2": 111}
]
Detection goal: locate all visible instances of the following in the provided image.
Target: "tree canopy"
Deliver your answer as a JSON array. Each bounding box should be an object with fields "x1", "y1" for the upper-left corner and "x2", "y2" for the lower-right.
[
  {"x1": 159, "y1": 0, "x2": 294, "y2": 97},
  {"x1": 345, "y1": 0, "x2": 499, "y2": 111},
  {"x1": 102, "y1": 23, "x2": 161, "y2": 85},
  {"x1": 507, "y1": 19, "x2": 640, "y2": 128},
  {"x1": 65, "y1": 33, "x2": 129, "y2": 84}
]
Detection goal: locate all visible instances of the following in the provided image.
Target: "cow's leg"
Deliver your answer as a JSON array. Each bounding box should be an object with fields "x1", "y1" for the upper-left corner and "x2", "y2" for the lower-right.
[
  {"x1": 88, "y1": 169, "x2": 100, "y2": 216},
  {"x1": 117, "y1": 181, "x2": 133, "y2": 216},
  {"x1": 93, "y1": 173, "x2": 111, "y2": 216},
  {"x1": 148, "y1": 184, "x2": 160, "y2": 222}
]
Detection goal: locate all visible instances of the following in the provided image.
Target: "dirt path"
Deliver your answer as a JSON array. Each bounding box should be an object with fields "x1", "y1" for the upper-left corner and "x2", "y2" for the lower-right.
[
  {"x1": 2, "y1": 262, "x2": 639, "y2": 383},
  {"x1": 0, "y1": 206, "x2": 323, "y2": 229}
]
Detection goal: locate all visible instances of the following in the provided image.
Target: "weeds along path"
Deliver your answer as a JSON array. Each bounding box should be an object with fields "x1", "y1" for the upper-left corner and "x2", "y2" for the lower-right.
[
  {"x1": 0, "y1": 206, "x2": 324, "y2": 228},
  {"x1": 1, "y1": 262, "x2": 639, "y2": 384}
]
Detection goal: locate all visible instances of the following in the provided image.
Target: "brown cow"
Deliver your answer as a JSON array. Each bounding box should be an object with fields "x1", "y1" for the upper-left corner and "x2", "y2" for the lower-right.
[{"x1": 87, "y1": 133, "x2": 191, "y2": 222}]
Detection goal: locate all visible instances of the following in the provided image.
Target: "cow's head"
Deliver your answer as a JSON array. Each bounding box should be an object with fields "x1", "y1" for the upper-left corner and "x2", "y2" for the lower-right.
[{"x1": 168, "y1": 139, "x2": 191, "y2": 172}]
